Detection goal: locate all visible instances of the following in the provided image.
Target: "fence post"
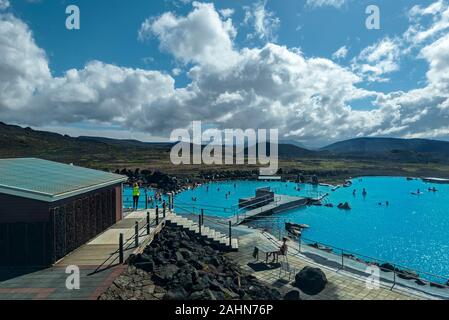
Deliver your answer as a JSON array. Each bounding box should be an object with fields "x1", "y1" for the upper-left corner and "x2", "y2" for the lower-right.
[
  {"x1": 341, "y1": 249, "x2": 344, "y2": 268},
  {"x1": 201, "y1": 209, "x2": 204, "y2": 225},
  {"x1": 198, "y1": 215, "x2": 202, "y2": 235},
  {"x1": 155, "y1": 206, "x2": 159, "y2": 225},
  {"x1": 228, "y1": 221, "x2": 232, "y2": 247},
  {"x1": 135, "y1": 221, "x2": 139, "y2": 247},
  {"x1": 146, "y1": 212, "x2": 150, "y2": 235},
  {"x1": 145, "y1": 188, "x2": 148, "y2": 209},
  {"x1": 393, "y1": 264, "x2": 396, "y2": 286},
  {"x1": 168, "y1": 193, "x2": 174, "y2": 211},
  {"x1": 119, "y1": 233, "x2": 124, "y2": 264}
]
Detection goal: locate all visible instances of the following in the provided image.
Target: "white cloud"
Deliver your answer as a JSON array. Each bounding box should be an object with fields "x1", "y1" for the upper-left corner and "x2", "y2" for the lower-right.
[
  {"x1": 3, "y1": 2, "x2": 449, "y2": 145},
  {"x1": 352, "y1": 38, "x2": 401, "y2": 82},
  {"x1": 306, "y1": 0, "x2": 348, "y2": 9},
  {"x1": 405, "y1": 0, "x2": 449, "y2": 45},
  {"x1": 332, "y1": 46, "x2": 348, "y2": 60},
  {"x1": 243, "y1": 0, "x2": 280, "y2": 42},
  {"x1": 172, "y1": 67, "x2": 182, "y2": 76},
  {"x1": 138, "y1": 1, "x2": 238, "y2": 70},
  {"x1": 219, "y1": 8, "x2": 234, "y2": 18},
  {"x1": 0, "y1": 14, "x2": 51, "y2": 109}
]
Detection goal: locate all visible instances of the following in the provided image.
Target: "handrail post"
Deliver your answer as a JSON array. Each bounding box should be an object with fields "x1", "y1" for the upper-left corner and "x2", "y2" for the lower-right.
[
  {"x1": 198, "y1": 215, "x2": 202, "y2": 235},
  {"x1": 228, "y1": 221, "x2": 232, "y2": 247},
  {"x1": 393, "y1": 264, "x2": 396, "y2": 287},
  {"x1": 155, "y1": 206, "x2": 159, "y2": 225},
  {"x1": 163, "y1": 201, "x2": 166, "y2": 218},
  {"x1": 201, "y1": 209, "x2": 204, "y2": 225},
  {"x1": 145, "y1": 188, "x2": 148, "y2": 209},
  {"x1": 341, "y1": 249, "x2": 344, "y2": 268},
  {"x1": 146, "y1": 211, "x2": 150, "y2": 235},
  {"x1": 119, "y1": 233, "x2": 124, "y2": 264},
  {"x1": 135, "y1": 221, "x2": 139, "y2": 247}
]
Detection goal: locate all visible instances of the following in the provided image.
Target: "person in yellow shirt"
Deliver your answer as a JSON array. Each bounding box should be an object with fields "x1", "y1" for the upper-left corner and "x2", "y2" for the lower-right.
[{"x1": 132, "y1": 182, "x2": 140, "y2": 210}]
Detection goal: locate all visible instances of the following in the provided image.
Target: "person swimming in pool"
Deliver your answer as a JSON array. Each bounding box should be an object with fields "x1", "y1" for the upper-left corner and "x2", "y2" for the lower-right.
[{"x1": 362, "y1": 188, "x2": 367, "y2": 196}]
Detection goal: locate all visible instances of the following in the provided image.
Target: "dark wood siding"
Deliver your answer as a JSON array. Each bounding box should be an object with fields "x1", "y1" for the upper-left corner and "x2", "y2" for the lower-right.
[
  {"x1": 0, "y1": 194, "x2": 49, "y2": 223},
  {"x1": 0, "y1": 183, "x2": 123, "y2": 266},
  {"x1": 48, "y1": 184, "x2": 121, "y2": 263}
]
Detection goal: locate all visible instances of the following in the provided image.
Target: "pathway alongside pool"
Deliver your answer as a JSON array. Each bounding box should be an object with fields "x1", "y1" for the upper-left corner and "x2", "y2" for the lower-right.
[
  {"x1": 0, "y1": 209, "x2": 162, "y2": 300},
  {"x1": 226, "y1": 228, "x2": 433, "y2": 300}
]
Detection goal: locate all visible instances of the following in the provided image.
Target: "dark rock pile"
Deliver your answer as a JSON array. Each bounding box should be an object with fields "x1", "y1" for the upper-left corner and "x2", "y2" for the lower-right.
[{"x1": 99, "y1": 225, "x2": 282, "y2": 300}]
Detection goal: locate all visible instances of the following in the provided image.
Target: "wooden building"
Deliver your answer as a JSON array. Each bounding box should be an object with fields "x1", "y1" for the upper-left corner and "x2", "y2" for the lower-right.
[{"x1": 0, "y1": 158, "x2": 127, "y2": 267}]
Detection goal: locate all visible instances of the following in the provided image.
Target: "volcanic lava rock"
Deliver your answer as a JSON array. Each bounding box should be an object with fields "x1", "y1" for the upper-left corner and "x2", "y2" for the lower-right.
[
  {"x1": 284, "y1": 289, "x2": 301, "y2": 300},
  {"x1": 294, "y1": 267, "x2": 327, "y2": 295},
  {"x1": 379, "y1": 263, "x2": 395, "y2": 272},
  {"x1": 99, "y1": 224, "x2": 282, "y2": 300}
]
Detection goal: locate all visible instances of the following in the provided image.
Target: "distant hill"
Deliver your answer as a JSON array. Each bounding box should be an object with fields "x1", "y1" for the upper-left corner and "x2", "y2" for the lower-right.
[
  {"x1": 0, "y1": 123, "x2": 316, "y2": 165},
  {"x1": 321, "y1": 137, "x2": 449, "y2": 154},
  {"x1": 0, "y1": 122, "x2": 172, "y2": 166},
  {"x1": 2, "y1": 122, "x2": 449, "y2": 167},
  {"x1": 78, "y1": 136, "x2": 173, "y2": 149},
  {"x1": 321, "y1": 137, "x2": 449, "y2": 162}
]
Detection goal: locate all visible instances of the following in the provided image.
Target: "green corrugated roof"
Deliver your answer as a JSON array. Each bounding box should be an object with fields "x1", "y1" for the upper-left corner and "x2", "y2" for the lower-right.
[{"x1": 0, "y1": 158, "x2": 127, "y2": 202}]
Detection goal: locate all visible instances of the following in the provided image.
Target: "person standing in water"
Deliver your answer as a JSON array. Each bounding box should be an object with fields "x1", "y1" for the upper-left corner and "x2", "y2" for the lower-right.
[{"x1": 132, "y1": 183, "x2": 140, "y2": 210}]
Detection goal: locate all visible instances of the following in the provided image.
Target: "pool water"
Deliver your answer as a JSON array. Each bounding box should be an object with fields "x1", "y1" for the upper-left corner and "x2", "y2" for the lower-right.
[
  {"x1": 173, "y1": 180, "x2": 326, "y2": 216},
  {"x1": 151, "y1": 177, "x2": 449, "y2": 279},
  {"x1": 122, "y1": 187, "x2": 166, "y2": 209}
]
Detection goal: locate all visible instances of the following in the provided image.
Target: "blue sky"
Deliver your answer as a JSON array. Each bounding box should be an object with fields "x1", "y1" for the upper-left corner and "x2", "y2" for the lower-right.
[
  {"x1": 11, "y1": 0, "x2": 428, "y2": 91},
  {"x1": 1, "y1": 0, "x2": 449, "y2": 146}
]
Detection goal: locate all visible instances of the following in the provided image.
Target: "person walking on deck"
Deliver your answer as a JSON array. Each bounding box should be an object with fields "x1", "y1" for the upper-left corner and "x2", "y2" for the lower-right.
[{"x1": 132, "y1": 183, "x2": 140, "y2": 210}]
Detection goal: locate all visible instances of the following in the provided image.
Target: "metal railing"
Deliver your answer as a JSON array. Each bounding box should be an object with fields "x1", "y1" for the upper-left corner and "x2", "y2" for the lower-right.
[
  {"x1": 89, "y1": 212, "x2": 158, "y2": 274},
  {"x1": 174, "y1": 193, "x2": 283, "y2": 223},
  {"x1": 172, "y1": 204, "x2": 233, "y2": 246},
  {"x1": 249, "y1": 216, "x2": 449, "y2": 297}
]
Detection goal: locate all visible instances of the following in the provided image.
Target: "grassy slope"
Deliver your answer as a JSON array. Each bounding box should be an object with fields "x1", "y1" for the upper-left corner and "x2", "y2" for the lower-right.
[{"x1": 1, "y1": 122, "x2": 449, "y2": 182}]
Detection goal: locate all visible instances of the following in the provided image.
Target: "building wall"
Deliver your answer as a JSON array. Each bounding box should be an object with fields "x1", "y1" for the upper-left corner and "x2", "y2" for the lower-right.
[
  {"x1": 0, "y1": 194, "x2": 51, "y2": 266},
  {"x1": 0, "y1": 183, "x2": 123, "y2": 266},
  {"x1": 0, "y1": 193, "x2": 50, "y2": 223}
]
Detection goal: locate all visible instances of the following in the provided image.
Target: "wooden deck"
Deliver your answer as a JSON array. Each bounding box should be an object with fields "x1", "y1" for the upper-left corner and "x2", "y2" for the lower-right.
[
  {"x1": 0, "y1": 209, "x2": 167, "y2": 300},
  {"x1": 56, "y1": 209, "x2": 162, "y2": 268}
]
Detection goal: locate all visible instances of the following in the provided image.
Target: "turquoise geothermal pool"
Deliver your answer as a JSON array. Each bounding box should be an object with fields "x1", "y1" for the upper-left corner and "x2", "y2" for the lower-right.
[{"x1": 124, "y1": 177, "x2": 449, "y2": 281}]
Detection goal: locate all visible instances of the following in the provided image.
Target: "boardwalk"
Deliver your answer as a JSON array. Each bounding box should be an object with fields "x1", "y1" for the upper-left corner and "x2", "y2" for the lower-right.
[
  {"x1": 0, "y1": 209, "x2": 164, "y2": 300},
  {"x1": 56, "y1": 210, "x2": 158, "y2": 267},
  {"x1": 230, "y1": 194, "x2": 308, "y2": 225},
  {"x1": 226, "y1": 229, "x2": 433, "y2": 300}
]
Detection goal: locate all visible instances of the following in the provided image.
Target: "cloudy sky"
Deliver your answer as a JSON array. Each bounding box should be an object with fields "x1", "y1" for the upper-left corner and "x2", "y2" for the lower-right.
[{"x1": 1, "y1": 0, "x2": 449, "y2": 147}]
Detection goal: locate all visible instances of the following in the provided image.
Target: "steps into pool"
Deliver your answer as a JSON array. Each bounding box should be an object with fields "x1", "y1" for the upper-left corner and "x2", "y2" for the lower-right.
[{"x1": 166, "y1": 213, "x2": 238, "y2": 252}]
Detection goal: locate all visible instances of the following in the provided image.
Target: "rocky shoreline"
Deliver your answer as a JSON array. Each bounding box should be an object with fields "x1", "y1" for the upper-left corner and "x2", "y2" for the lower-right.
[{"x1": 99, "y1": 224, "x2": 284, "y2": 300}]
